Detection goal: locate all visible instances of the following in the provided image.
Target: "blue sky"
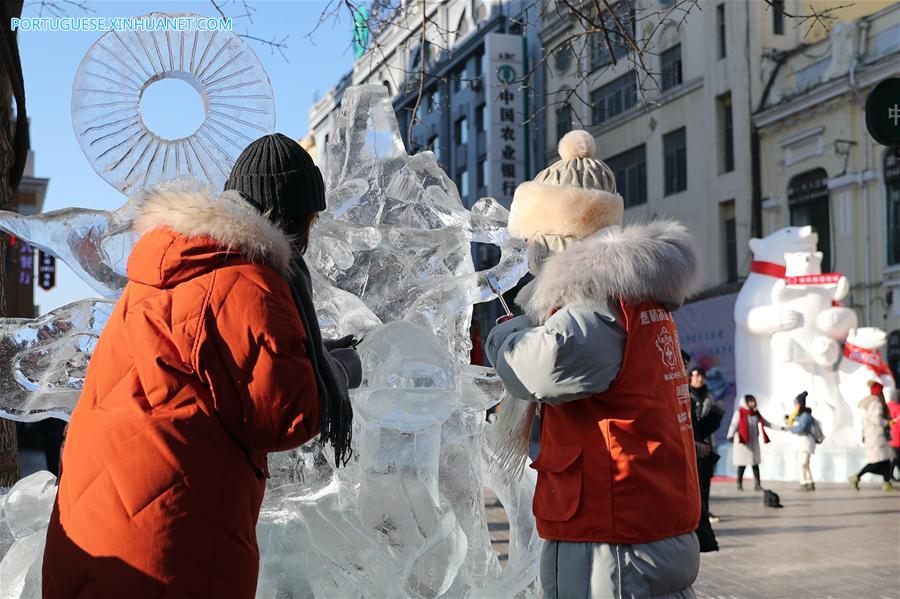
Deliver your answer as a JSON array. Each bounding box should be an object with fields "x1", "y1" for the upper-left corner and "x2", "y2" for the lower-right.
[{"x1": 17, "y1": 0, "x2": 355, "y2": 312}]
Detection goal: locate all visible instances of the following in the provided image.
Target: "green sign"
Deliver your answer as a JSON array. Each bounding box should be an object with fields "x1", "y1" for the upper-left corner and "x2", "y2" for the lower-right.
[
  {"x1": 865, "y1": 77, "x2": 900, "y2": 147},
  {"x1": 352, "y1": 5, "x2": 370, "y2": 60},
  {"x1": 496, "y1": 64, "x2": 516, "y2": 85}
]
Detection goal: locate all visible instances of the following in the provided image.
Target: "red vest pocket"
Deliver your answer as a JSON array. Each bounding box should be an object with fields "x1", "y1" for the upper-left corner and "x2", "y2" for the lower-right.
[{"x1": 530, "y1": 445, "x2": 583, "y2": 522}]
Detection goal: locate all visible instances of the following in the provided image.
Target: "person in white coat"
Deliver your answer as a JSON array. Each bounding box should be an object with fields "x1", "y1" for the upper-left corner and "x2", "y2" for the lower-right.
[
  {"x1": 727, "y1": 395, "x2": 783, "y2": 490},
  {"x1": 786, "y1": 391, "x2": 817, "y2": 491},
  {"x1": 849, "y1": 381, "x2": 895, "y2": 491}
]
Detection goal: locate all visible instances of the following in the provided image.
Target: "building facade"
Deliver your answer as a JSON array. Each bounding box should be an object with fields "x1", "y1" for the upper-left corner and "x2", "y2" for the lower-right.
[
  {"x1": 755, "y1": 4, "x2": 900, "y2": 335},
  {"x1": 540, "y1": 0, "x2": 894, "y2": 294}
]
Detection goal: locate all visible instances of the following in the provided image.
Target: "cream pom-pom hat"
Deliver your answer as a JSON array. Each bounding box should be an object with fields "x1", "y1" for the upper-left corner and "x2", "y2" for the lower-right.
[{"x1": 507, "y1": 130, "x2": 624, "y2": 240}]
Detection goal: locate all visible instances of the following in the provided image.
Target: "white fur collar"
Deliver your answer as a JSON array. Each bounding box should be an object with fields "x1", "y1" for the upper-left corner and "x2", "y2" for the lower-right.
[
  {"x1": 133, "y1": 182, "x2": 293, "y2": 274},
  {"x1": 516, "y1": 220, "x2": 700, "y2": 323}
]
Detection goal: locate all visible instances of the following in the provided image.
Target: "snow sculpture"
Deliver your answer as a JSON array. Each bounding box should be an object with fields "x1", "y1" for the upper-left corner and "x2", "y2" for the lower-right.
[
  {"x1": 838, "y1": 327, "x2": 897, "y2": 439},
  {"x1": 734, "y1": 226, "x2": 819, "y2": 410},
  {"x1": 0, "y1": 472, "x2": 57, "y2": 599},
  {"x1": 733, "y1": 227, "x2": 893, "y2": 481},
  {"x1": 771, "y1": 251, "x2": 855, "y2": 367},
  {"x1": 766, "y1": 250, "x2": 858, "y2": 432},
  {"x1": 0, "y1": 79, "x2": 539, "y2": 596},
  {"x1": 72, "y1": 12, "x2": 275, "y2": 194}
]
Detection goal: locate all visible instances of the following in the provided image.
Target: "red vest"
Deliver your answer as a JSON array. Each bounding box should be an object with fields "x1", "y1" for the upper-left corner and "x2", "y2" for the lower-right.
[{"x1": 530, "y1": 300, "x2": 700, "y2": 544}]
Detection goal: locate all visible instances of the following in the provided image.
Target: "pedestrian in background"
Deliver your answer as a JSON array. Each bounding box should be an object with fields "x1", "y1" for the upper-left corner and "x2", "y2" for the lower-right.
[
  {"x1": 887, "y1": 389, "x2": 900, "y2": 481},
  {"x1": 850, "y1": 381, "x2": 895, "y2": 492},
  {"x1": 727, "y1": 395, "x2": 783, "y2": 491},
  {"x1": 786, "y1": 391, "x2": 817, "y2": 491},
  {"x1": 688, "y1": 364, "x2": 724, "y2": 551}
]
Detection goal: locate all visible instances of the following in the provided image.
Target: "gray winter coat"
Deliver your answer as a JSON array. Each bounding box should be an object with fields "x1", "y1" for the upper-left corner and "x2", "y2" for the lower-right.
[
  {"x1": 859, "y1": 394, "x2": 892, "y2": 463},
  {"x1": 486, "y1": 221, "x2": 701, "y2": 599}
]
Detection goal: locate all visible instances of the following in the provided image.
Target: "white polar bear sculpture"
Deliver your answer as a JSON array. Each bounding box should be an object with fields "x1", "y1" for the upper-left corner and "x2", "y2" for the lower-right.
[
  {"x1": 768, "y1": 251, "x2": 858, "y2": 432},
  {"x1": 838, "y1": 327, "x2": 897, "y2": 442},
  {"x1": 734, "y1": 226, "x2": 818, "y2": 412}
]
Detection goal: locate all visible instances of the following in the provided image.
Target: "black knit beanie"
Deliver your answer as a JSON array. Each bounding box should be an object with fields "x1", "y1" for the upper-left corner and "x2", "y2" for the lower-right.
[{"x1": 224, "y1": 133, "x2": 325, "y2": 226}]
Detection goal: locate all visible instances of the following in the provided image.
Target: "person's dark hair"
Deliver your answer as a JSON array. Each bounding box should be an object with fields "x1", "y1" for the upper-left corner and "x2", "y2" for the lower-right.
[
  {"x1": 746, "y1": 394, "x2": 757, "y2": 405},
  {"x1": 690, "y1": 367, "x2": 706, "y2": 378},
  {"x1": 292, "y1": 212, "x2": 319, "y2": 255}
]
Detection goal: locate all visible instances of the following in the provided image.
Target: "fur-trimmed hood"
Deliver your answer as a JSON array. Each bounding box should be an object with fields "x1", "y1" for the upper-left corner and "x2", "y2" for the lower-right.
[
  {"x1": 516, "y1": 220, "x2": 700, "y2": 323},
  {"x1": 131, "y1": 183, "x2": 293, "y2": 278}
]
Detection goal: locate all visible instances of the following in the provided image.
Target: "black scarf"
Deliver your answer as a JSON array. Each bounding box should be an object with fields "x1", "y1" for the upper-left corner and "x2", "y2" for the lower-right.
[{"x1": 286, "y1": 256, "x2": 353, "y2": 466}]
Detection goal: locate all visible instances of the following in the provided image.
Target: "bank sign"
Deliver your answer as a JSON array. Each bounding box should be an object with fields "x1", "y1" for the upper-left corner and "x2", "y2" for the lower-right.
[{"x1": 485, "y1": 33, "x2": 525, "y2": 208}]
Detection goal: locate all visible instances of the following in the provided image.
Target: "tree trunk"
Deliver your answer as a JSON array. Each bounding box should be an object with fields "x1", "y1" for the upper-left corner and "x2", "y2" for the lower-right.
[{"x1": 0, "y1": 0, "x2": 26, "y2": 487}]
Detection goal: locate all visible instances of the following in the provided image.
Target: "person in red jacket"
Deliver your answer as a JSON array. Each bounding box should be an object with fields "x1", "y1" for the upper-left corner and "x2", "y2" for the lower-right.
[
  {"x1": 42, "y1": 135, "x2": 360, "y2": 598},
  {"x1": 486, "y1": 131, "x2": 701, "y2": 598},
  {"x1": 889, "y1": 389, "x2": 900, "y2": 481}
]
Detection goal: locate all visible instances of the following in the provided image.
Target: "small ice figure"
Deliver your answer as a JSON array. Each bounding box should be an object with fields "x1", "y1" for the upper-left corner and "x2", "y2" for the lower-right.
[{"x1": 0, "y1": 472, "x2": 58, "y2": 599}]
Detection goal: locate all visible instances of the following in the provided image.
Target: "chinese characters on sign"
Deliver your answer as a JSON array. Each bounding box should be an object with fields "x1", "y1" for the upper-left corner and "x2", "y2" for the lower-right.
[
  {"x1": 17, "y1": 241, "x2": 34, "y2": 287},
  {"x1": 39, "y1": 250, "x2": 56, "y2": 291},
  {"x1": 485, "y1": 34, "x2": 525, "y2": 207}
]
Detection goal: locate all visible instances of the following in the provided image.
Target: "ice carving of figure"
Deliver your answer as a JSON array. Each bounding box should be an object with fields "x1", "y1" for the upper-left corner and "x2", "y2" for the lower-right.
[
  {"x1": 256, "y1": 86, "x2": 539, "y2": 598},
  {"x1": 0, "y1": 472, "x2": 57, "y2": 599}
]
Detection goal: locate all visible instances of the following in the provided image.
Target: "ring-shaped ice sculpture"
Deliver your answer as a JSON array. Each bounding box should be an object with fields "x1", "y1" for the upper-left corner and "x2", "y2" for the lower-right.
[{"x1": 71, "y1": 12, "x2": 276, "y2": 194}]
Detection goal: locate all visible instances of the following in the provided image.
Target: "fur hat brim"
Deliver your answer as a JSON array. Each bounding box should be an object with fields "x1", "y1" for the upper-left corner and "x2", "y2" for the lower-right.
[{"x1": 507, "y1": 182, "x2": 624, "y2": 240}]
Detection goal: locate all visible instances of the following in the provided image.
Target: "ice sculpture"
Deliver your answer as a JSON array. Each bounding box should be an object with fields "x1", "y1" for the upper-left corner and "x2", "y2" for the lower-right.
[
  {"x1": 732, "y1": 227, "x2": 894, "y2": 482},
  {"x1": 72, "y1": 12, "x2": 276, "y2": 194},
  {"x1": 0, "y1": 472, "x2": 57, "y2": 599},
  {"x1": 0, "y1": 198, "x2": 141, "y2": 298},
  {"x1": 0, "y1": 300, "x2": 113, "y2": 422},
  {"x1": 0, "y1": 79, "x2": 539, "y2": 596},
  {"x1": 256, "y1": 86, "x2": 538, "y2": 598}
]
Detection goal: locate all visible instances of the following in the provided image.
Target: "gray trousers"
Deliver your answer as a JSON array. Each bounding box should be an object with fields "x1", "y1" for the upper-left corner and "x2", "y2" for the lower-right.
[{"x1": 539, "y1": 532, "x2": 700, "y2": 599}]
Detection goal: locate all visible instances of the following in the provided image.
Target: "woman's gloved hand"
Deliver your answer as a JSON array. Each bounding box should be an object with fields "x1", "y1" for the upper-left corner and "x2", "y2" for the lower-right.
[
  {"x1": 324, "y1": 334, "x2": 359, "y2": 352},
  {"x1": 330, "y1": 347, "x2": 362, "y2": 389},
  {"x1": 484, "y1": 315, "x2": 533, "y2": 367}
]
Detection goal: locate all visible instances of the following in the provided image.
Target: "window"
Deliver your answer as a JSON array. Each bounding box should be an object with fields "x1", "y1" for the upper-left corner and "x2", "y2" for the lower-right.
[
  {"x1": 428, "y1": 87, "x2": 442, "y2": 113},
  {"x1": 477, "y1": 155, "x2": 488, "y2": 190},
  {"x1": 716, "y1": 4, "x2": 726, "y2": 59},
  {"x1": 718, "y1": 92, "x2": 734, "y2": 173},
  {"x1": 454, "y1": 61, "x2": 468, "y2": 92},
  {"x1": 661, "y1": 44, "x2": 682, "y2": 91},
  {"x1": 590, "y1": 1, "x2": 635, "y2": 70},
  {"x1": 788, "y1": 168, "x2": 831, "y2": 271},
  {"x1": 591, "y1": 71, "x2": 638, "y2": 125},
  {"x1": 772, "y1": 0, "x2": 785, "y2": 35},
  {"x1": 720, "y1": 200, "x2": 737, "y2": 282},
  {"x1": 606, "y1": 145, "x2": 647, "y2": 208},
  {"x1": 457, "y1": 167, "x2": 470, "y2": 198},
  {"x1": 428, "y1": 134, "x2": 440, "y2": 163},
  {"x1": 476, "y1": 104, "x2": 486, "y2": 133},
  {"x1": 663, "y1": 127, "x2": 687, "y2": 195},
  {"x1": 556, "y1": 103, "x2": 572, "y2": 140},
  {"x1": 455, "y1": 115, "x2": 468, "y2": 145},
  {"x1": 885, "y1": 148, "x2": 900, "y2": 264}
]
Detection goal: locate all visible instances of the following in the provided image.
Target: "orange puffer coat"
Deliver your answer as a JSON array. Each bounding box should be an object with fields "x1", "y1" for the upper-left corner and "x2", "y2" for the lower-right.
[{"x1": 42, "y1": 187, "x2": 322, "y2": 598}]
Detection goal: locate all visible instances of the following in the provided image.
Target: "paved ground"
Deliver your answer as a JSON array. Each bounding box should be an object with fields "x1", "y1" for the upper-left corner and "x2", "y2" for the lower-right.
[
  {"x1": 694, "y1": 479, "x2": 900, "y2": 599},
  {"x1": 487, "y1": 479, "x2": 900, "y2": 598}
]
